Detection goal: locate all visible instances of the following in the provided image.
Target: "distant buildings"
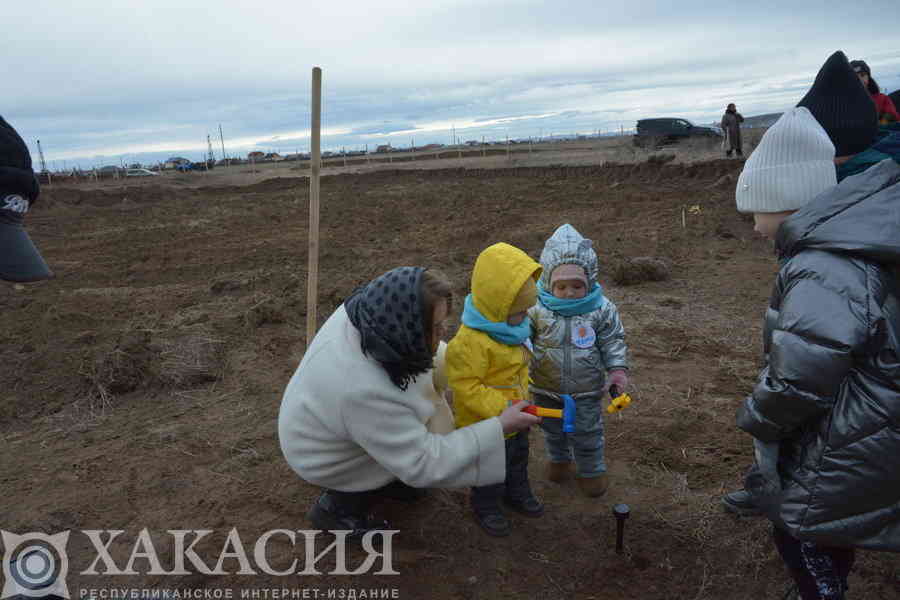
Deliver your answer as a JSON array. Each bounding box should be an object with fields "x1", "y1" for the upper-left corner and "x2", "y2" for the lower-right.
[{"x1": 164, "y1": 156, "x2": 191, "y2": 169}]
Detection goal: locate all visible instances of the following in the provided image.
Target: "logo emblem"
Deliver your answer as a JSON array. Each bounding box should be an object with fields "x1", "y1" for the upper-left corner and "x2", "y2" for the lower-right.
[
  {"x1": 1, "y1": 531, "x2": 70, "y2": 599},
  {"x1": 571, "y1": 324, "x2": 596, "y2": 349},
  {"x1": 1, "y1": 195, "x2": 29, "y2": 214}
]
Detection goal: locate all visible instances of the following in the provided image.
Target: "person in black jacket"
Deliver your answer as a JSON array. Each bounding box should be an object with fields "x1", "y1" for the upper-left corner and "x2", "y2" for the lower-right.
[
  {"x1": 0, "y1": 115, "x2": 51, "y2": 283},
  {"x1": 720, "y1": 103, "x2": 745, "y2": 157},
  {"x1": 722, "y1": 50, "x2": 881, "y2": 519},
  {"x1": 732, "y1": 102, "x2": 900, "y2": 598}
]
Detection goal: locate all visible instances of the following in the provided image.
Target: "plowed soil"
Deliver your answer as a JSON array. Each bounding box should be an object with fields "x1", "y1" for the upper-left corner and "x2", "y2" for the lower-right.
[{"x1": 2, "y1": 158, "x2": 897, "y2": 599}]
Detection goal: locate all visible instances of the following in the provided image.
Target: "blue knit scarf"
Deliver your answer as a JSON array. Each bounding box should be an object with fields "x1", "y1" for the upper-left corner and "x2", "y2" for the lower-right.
[
  {"x1": 537, "y1": 281, "x2": 605, "y2": 316},
  {"x1": 462, "y1": 294, "x2": 531, "y2": 345}
]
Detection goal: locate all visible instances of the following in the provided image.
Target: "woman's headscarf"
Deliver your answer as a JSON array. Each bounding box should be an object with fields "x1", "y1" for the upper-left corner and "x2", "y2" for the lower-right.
[{"x1": 343, "y1": 266, "x2": 433, "y2": 390}]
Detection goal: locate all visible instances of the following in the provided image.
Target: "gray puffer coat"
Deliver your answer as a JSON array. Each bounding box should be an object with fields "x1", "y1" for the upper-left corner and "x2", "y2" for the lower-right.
[
  {"x1": 737, "y1": 159, "x2": 900, "y2": 551},
  {"x1": 528, "y1": 224, "x2": 628, "y2": 405}
]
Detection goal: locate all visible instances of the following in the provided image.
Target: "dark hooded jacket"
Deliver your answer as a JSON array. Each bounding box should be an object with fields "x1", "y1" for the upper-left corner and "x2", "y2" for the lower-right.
[{"x1": 737, "y1": 159, "x2": 900, "y2": 550}]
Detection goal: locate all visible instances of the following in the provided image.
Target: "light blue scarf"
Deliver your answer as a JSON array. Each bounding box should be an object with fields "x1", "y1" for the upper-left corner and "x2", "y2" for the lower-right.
[
  {"x1": 462, "y1": 294, "x2": 531, "y2": 345},
  {"x1": 537, "y1": 281, "x2": 605, "y2": 316}
]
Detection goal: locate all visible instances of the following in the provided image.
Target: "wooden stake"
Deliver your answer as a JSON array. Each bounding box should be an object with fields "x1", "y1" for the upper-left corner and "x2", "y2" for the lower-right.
[{"x1": 307, "y1": 66, "x2": 322, "y2": 345}]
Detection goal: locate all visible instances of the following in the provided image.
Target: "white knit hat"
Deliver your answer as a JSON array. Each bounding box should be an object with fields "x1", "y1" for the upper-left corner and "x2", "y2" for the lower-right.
[{"x1": 735, "y1": 107, "x2": 837, "y2": 213}]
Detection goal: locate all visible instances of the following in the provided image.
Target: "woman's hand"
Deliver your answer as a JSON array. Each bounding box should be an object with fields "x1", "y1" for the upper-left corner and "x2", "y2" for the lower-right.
[{"x1": 499, "y1": 401, "x2": 541, "y2": 434}]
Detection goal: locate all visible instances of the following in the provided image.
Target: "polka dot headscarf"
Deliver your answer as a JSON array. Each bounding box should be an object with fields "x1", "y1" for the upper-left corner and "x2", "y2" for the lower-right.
[{"x1": 343, "y1": 266, "x2": 433, "y2": 390}]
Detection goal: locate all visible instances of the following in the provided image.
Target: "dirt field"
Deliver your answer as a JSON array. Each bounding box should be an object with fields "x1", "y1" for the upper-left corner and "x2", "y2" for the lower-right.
[{"x1": 2, "y1": 155, "x2": 897, "y2": 599}]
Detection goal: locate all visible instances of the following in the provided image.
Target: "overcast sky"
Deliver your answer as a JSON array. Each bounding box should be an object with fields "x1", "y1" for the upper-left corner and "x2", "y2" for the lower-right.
[{"x1": 5, "y1": 1, "x2": 900, "y2": 168}]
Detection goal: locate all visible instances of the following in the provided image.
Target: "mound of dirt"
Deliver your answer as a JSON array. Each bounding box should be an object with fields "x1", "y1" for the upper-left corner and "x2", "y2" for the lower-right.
[{"x1": 611, "y1": 256, "x2": 672, "y2": 285}]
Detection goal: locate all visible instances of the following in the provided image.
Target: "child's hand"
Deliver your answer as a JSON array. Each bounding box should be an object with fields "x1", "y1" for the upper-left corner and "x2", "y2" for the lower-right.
[
  {"x1": 606, "y1": 369, "x2": 629, "y2": 398},
  {"x1": 499, "y1": 401, "x2": 541, "y2": 434}
]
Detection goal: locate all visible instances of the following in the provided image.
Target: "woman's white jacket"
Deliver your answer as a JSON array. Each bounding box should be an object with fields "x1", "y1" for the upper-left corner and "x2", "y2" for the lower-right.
[{"x1": 278, "y1": 306, "x2": 506, "y2": 492}]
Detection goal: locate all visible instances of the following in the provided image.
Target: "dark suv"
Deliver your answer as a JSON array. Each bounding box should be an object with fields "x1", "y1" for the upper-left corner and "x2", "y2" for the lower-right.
[{"x1": 632, "y1": 118, "x2": 722, "y2": 148}]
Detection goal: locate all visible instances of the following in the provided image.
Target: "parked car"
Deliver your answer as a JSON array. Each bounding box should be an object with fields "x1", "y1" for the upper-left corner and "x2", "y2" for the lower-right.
[
  {"x1": 632, "y1": 118, "x2": 723, "y2": 148},
  {"x1": 125, "y1": 168, "x2": 159, "y2": 177}
]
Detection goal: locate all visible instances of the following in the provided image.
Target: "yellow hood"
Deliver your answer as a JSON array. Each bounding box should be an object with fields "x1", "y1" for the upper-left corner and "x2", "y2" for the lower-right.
[{"x1": 471, "y1": 243, "x2": 542, "y2": 322}]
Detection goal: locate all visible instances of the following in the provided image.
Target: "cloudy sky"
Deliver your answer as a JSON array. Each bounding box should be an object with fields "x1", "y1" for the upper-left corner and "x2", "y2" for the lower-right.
[{"x1": 5, "y1": 1, "x2": 900, "y2": 168}]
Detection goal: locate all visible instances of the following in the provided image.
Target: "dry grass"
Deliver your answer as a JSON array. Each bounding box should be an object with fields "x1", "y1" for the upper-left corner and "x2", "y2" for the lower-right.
[{"x1": 157, "y1": 328, "x2": 225, "y2": 387}]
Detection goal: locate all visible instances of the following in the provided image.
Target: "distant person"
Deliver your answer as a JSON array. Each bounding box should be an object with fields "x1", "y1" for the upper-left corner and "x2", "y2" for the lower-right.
[
  {"x1": 278, "y1": 267, "x2": 540, "y2": 539},
  {"x1": 446, "y1": 242, "x2": 544, "y2": 537},
  {"x1": 720, "y1": 103, "x2": 745, "y2": 157},
  {"x1": 529, "y1": 224, "x2": 628, "y2": 497},
  {"x1": 0, "y1": 115, "x2": 52, "y2": 283},
  {"x1": 850, "y1": 59, "x2": 900, "y2": 123},
  {"x1": 890, "y1": 89, "x2": 900, "y2": 115}
]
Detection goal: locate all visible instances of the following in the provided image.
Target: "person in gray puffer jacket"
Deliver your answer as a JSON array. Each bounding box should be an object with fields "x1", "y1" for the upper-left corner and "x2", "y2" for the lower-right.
[
  {"x1": 735, "y1": 106, "x2": 900, "y2": 599},
  {"x1": 528, "y1": 223, "x2": 629, "y2": 497}
]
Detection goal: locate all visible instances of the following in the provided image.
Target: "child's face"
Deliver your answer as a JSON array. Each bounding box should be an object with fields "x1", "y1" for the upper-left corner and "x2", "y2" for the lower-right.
[
  {"x1": 753, "y1": 211, "x2": 793, "y2": 241},
  {"x1": 552, "y1": 279, "x2": 587, "y2": 299},
  {"x1": 506, "y1": 311, "x2": 527, "y2": 326},
  {"x1": 430, "y1": 299, "x2": 449, "y2": 354}
]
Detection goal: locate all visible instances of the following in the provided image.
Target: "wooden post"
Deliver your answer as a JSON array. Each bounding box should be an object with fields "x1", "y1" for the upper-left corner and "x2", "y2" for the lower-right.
[{"x1": 307, "y1": 66, "x2": 322, "y2": 345}]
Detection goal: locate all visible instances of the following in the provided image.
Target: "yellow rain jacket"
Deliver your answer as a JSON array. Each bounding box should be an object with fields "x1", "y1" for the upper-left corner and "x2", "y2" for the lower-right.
[{"x1": 447, "y1": 243, "x2": 542, "y2": 433}]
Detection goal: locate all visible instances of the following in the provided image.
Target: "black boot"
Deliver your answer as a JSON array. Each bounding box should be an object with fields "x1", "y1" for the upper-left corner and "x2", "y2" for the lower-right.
[
  {"x1": 471, "y1": 483, "x2": 510, "y2": 537},
  {"x1": 503, "y1": 432, "x2": 544, "y2": 517},
  {"x1": 377, "y1": 479, "x2": 428, "y2": 503},
  {"x1": 721, "y1": 489, "x2": 763, "y2": 517},
  {"x1": 306, "y1": 489, "x2": 389, "y2": 539}
]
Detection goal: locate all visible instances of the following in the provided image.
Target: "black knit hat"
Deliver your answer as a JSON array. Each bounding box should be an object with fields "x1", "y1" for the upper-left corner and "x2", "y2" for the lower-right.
[
  {"x1": 0, "y1": 115, "x2": 51, "y2": 282},
  {"x1": 797, "y1": 51, "x2": 878, "y2": 156},
  {"x1": 890, "y1": 89, "x2": 900, "y2": 109},
  {"x1": 849, "y1": 60, "x2": 870, "y2": 76}
]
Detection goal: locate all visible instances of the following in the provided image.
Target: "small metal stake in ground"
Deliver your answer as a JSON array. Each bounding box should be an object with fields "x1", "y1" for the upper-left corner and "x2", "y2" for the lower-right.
[{"x1": 613, "y1": 503, "x2": 630, "y2": 554}]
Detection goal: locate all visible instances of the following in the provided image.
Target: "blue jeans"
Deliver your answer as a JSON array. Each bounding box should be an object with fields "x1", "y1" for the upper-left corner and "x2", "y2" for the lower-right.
[{"x1": 534, "y1": 393, "x2": 606, "y2": 478}]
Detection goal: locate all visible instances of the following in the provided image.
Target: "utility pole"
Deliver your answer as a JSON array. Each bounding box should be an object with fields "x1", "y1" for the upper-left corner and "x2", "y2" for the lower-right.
[
  {"x1": 219, "y1": 124, "x2": 228, "y2": 166},
  {"x1": 207, "y1": 135, "x2": 215, "y2": 166},
  {"x1": 36, "y1": 140, "x2": 48, "y2": 174}
]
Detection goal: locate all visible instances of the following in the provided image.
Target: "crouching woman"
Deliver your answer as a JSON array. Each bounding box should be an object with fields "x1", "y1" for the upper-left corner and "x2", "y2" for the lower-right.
[{"x1": 278, "y1": 267, "x2": 539, "y2": 537}]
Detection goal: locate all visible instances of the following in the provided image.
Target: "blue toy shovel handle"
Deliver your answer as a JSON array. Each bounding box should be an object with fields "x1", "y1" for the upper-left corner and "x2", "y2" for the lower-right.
[{"x1": 560, "y1": 394, "x2": 576, "y2": 433}]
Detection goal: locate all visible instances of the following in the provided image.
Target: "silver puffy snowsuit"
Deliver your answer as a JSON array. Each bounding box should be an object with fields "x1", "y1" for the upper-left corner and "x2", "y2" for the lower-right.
[{"x1": 528, "y1": 224, "x2": 628, "y2": 476}]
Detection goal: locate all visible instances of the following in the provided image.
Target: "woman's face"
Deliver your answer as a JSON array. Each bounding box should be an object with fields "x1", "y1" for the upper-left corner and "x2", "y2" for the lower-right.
[
  {"x1": 430, "y1": 298, "x2": 449, "y2": 354},
  {"x1": 857, "y1": 71, "x2": 870, "y2": 88}
]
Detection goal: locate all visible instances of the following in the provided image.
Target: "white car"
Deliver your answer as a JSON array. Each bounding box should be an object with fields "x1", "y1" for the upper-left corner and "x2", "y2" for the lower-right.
[{"x1": 125, "y1": 168, "x2": 159, "y2": 177}]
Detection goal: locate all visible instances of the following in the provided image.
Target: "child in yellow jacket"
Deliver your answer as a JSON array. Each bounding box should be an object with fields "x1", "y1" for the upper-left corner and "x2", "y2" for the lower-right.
[{"x1": 447, "y1": 242, "x2": 543, "y2": 537}]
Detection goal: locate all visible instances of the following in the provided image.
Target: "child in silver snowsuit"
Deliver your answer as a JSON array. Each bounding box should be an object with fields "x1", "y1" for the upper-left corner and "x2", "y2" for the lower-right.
[{"x1": 529, "y1": 224, "x2": 629, "y2": 497}]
